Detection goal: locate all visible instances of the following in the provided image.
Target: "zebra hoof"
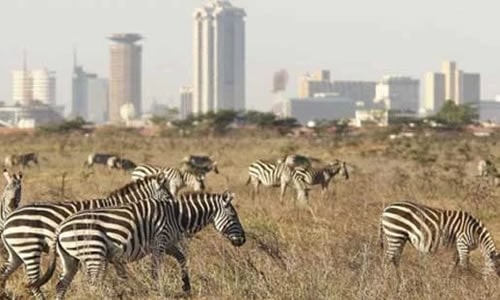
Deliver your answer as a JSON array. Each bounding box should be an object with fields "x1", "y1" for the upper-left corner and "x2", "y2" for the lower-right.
[{"x1": 182, "y1": 283, "x2": 192, "y2": 295}]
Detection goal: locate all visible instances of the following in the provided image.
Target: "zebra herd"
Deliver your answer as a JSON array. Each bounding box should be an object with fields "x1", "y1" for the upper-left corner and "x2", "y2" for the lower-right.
[{"x1": 0, "y1": 152, "x2": 499, "y2": 299}]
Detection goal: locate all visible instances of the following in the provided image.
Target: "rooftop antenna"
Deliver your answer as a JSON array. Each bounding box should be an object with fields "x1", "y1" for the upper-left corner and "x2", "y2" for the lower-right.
[{"x1": 22, "y1": 49, "x2": 27, "y2": 71}]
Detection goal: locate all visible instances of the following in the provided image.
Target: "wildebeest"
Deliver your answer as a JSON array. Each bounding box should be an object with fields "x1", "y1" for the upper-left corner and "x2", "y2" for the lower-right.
[
  {"x1": 4, "y1": 153, "x2": 38, "y2": 168},
  {"x1": 84, "y1": 153, "x2": 119, "y2": 168}
]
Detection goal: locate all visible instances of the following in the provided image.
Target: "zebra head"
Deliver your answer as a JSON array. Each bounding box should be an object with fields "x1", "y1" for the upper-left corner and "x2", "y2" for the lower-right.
[
  {"x1": 488, "y1": 252, "x2": 500, "y2": 276},
  {"x1": 1, "y1": 169, "x2": 22, "y2": 218},
  {"x1": 213, "y1": 191, "x2": 246, "y2": 247},
  {"x1": 326, "y1": 160, "x2": 349, "y2": 180},
  {"x1": 153, "y1": 172, "x2": 176, "y2": 201}
]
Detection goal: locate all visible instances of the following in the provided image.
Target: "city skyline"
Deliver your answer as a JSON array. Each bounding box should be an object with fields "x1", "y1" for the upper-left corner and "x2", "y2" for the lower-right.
[{"x1": 1, "y1": 0, "x2": 499, "y2": 114}]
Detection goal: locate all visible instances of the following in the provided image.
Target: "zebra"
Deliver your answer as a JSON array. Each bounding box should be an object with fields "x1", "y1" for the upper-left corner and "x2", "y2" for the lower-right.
[
  {"x1": 0, "y1": 169, "x2": 23, "y2": 232},
  {"x1": 292, "y1": 160, "x2": 349, "y2": 202},
  {"x1": 279, "y1": 154, "x2": 320, "y2": 168},
  {"x1": 0, "y1": 174, "x2": 171, "y2": 299},
  {"x1": 131, "y1": 163, "x2": 205, "y2": 195},
  {"x1": 379, "y1": 201, "x2": 500, "y2": 275},
  {"x1": 477, "y1": 159, "x2": 500, "y2": 186},
  {"x1": 34, "y1": 191, "x2": 245, "y2": 300},
  {"x1": 182, "y1": 155, "x2": 219, "y2": 174},
  {"x1": 246, "y1": 160, "x2": 293, "y2": 202},
  {"x1": 84, "y1": 153, "x2": 120, "y2": 169},
  {"x1": 4, "y1": 153, "x2": 38, "y2": 168}
]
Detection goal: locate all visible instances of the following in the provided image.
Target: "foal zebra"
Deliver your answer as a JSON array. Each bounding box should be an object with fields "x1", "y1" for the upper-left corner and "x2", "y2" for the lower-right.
[
  {"x1": 380, "y1": 201, "x2": 500, "y2": 275},
  {"x1": 131, "y1": 163, "x2": 205, "y2": 195},
  {"x1": 246, "y1": 160, "x2": 293, "y2": 202},
  {"x1": 36, "y1": 191, "x2": 245, "y2": 300},
  {"x1": 0, "y1": 174, "x2": 170, "y2": 299},
  {"x1": 0, "y1": 170, "x2": 23, "y2": 231},
  {"x1": 292, "y1": 160, "x2": 349, "y2": 202}
]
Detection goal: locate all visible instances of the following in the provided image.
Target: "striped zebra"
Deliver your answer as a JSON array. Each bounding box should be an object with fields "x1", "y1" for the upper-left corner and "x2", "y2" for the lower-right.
[
  {"x1": 380, "y1": 201, "x2": 500, "y2": 275},
  {"x1": 292, "y1": 160, "x2": 349, "y2": 202},
  {"x1": 0, "y1": 169, "x2": 23, "y2": 232},
  {"x1": 34, "y1": 191, "x2": 245, "y2": 300},
  {"x1": 246, "y1": 160, "x2": 293, "y2": 202},
  {"x1": 0, "y1": 174, "x2": 171, "y2": 300},
  {"x1": 131, "y1": 163, "x2": 205, "y2": 195}
]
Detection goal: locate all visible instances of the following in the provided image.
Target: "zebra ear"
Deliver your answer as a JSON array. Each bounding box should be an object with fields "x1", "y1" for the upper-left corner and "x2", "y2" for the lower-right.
[
  {"x1": 222, "y1": 190, "x2": 235, "y2": 205},
  {"x1": 3, "y1": 169, "x2": 12, "y2": 184}
]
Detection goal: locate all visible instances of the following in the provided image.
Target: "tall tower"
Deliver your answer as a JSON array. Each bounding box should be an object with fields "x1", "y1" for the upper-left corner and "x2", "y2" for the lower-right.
[
  {"x1": 193, "y1": 0, "x2": 246, "y2": 114},
  {"x1": 442, "y1": 61, "x2": 456, "y2": 103},
  {"x1": 12, "y1": 51, "x2": 33, "y2": 106},
  {"x1": 108, "y1": 33, "x2": 142, "y2": 123}
]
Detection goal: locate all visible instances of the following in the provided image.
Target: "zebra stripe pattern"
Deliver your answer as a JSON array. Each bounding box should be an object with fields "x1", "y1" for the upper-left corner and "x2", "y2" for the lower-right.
[
  {"x1": 131, "y1": 163, "x2": 205, "y2": 194},
  {"x1": 246, "y1": 160, "x2": 293, "y2": 202},
  {"x1": 292, "y1": 160, "x2": 349, "y2": 202},
  {"x1": 0, "y1": 170, "x2": 23, "y2": 231},
  {"x1": 380, "y1": 201, "x2": 500, "y2": 275},
  {"x1": 0, "y1": 174, "x2": 169, "y2": 300},
  {"x1": 37, "y1": 191, "x2": 245, "y2": 300}
]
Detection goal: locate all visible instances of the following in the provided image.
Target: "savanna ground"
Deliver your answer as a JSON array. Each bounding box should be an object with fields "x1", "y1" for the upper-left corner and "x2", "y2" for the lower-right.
[{"x1": 2, "y1": 128, "x2": 500, "y2": 299}]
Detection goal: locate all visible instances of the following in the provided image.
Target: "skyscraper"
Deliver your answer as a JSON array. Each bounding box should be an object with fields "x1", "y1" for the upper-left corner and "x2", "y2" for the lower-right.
[
  {"x1": 108, "y1": 33, "x2": 142, "y2": 123},
  {"x1": 374, "y1": 75, "x2": 420, "y2": 113},
  {"x1": 179, "y1": 86, "x2": 193, "y2": 120},
  {"x1": 442, "y1": 61, "x2": 457, "y2": 102},
  {"x1": 298, "y1": 70, "x2": 333, "y2": 98},
  {"x1": 193, "y1": 0, "x2": 246, "y2": 114},
  {"x1": 12, "y1": 67, "x2": 56, "y2": 106},
  {"x1": 423, "y1": 72, "x2": 445, "y2": 113}
]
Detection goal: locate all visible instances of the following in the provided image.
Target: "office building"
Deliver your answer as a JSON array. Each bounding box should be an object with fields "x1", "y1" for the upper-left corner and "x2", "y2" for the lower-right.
[
  {"x1": 108, "y1": 33, "x2": 142, "y2": 123},
  {"x1": 374, "y1": 75, "x2": 419, "y2": 114},
  {"x1": 298, "y1": 70, "x2": 333, "y2": 98},
  {"x1": 179, "y1": 86, "x2": 193, "y2": 119},
  {"x1": 423, "y1": 72, "x2": 445, "y2": 114},
  {"x1": 193, "y1": 0, "x2": 246, "y2": 114},
  {"x1": 12, "y1": 69, "x2": 33, "y2": 106}
]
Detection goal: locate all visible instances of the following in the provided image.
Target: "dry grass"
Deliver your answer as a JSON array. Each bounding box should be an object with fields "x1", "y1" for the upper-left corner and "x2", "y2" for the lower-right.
[{"x1": 2, "y1": 130, "x2": 500, "y2": 299}]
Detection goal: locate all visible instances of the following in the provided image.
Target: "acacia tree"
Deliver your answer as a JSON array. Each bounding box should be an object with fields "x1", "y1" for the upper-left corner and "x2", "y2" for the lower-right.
[{"x1": 434, "y1": 100, "x2": 477, "y2": 127}]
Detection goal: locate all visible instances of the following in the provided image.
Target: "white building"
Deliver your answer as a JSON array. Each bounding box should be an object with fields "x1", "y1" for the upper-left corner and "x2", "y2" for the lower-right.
[
  {"x1": 193, "y1": 0, "x2": 246, "y2": 114},
  {"x1": 12, "y1": 68, "x2": 56, "y2": 106},
  {"x1": 12, "y1": 69, "x2": 32, "y2": 106},
  {"x1": 179, "y1": 86, "x2": 193, "y2": 119},
  {"x1": 423, "y1": 72, "x2": 445, "y2": 114},
  {"x1": 31, "y1": 69, "x2": 56, "y2": 106},
  {"x1": 374, "y1": 75, "x2": 419, "y2": 114}
]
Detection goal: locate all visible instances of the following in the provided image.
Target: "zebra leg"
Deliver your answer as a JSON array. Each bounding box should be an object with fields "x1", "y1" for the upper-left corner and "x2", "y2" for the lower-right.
[
  {"x1": 55, "y1": 253, "x2": 79, "y2": 300},
  {"x1": 456, "y1": 239, "x2": 470, "y2": 268},
  {"x1": 280, "y1": 183, "x2": 287, "y2": 204},
  {"x1": 251, "y1": 179, "x2": 259, "y2": 201},
  {"x1": 164, "y1": 245, "x2": 190, "y2": 293},
  {"x1": 23, "y1": 253, "x2": 46, "y2": 299},
  {"x1": 0, "y1": 245, "x2": 23, "y2": 297},
  {"x1": 384, "y1": 238, "x2": 407, "y2": 268}
]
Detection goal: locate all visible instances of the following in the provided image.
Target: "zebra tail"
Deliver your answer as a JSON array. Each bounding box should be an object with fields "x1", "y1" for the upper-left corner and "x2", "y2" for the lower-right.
[
  {"x1": 29, "y1": 240, "x2": 58, "y2": 289},
  {"x1": 379, "y1": 220, "x2": 384, "y2": 250}
]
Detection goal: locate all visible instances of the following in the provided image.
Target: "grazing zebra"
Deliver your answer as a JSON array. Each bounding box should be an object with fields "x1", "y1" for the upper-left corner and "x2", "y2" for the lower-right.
[
  {"x1": 35, "y1": 191, "x2": 245, "y2": 300},
  {"x1": 477, "y1": 159, "x2": 499, "y2": 185},
  {"x1": 182, "y1": 155, "x2": 219, "y2": 174},
  {"x1": 115, "y1": 158, "x2": 137, "y2": 171},
  {"x1": 292, "y1": 160, "x2": 349, "y2": 202},
  {"x1": 246, "y1": 160, "x2": 293, "y2": 202},
  {"x1": 0, "y1": 174, "x2": 171, "y2": 299},
  {"x1": 0, "y1": 169, "x2": 23, "y2": 232},
  {"x1": 4, "y1": 153, "x2": 38, "y2": 168},
  {"x1": 84, "y1": 153, "x2": 120, "y2": 169},
  {"x1": 379, "y1": 201, "x2": 500, "y2": 275},
  {"x1": 131, "y1": 163, "x2": 205, "y2": 195}
]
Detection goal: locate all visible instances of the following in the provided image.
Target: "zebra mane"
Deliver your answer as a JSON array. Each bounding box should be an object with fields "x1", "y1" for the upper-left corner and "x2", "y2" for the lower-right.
[{"x1": 107, "y1": 176, "x2": 159, "y2": 198}]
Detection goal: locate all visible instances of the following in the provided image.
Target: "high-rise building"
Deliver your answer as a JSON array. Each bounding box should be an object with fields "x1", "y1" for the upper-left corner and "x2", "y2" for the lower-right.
[
  {"x1": 298, "y1": 70, "x2": 333, "y2": 98},
  {"x1": 374, "y1": 75, "x2": 420, "y2": 113},
  {"x1": 462, "y1": 73, "x2": 481, "y2": 105},
  {"x1": 179, "y1": 86, "x2": 193, "y2": 120},
  {"x1": 193, "y1": 0, "x2": 246, "y2": 114},
  {"x1": 423, "y1": 72, "x2": 445, "y2": 113},
  {"x1": 12, "y1": 69, "x2": 33, "y2": 106},
  {"x1": 442, "y1": 61, "x2": 457, "y2": 102},
  {"x1": 31, "y1": 69, "x2": 56, "y2": 106},
  {"x1": 72, "y1": 55, "x2": 109, "y2": 124},
  {"x1": 331, "y1": 81, "x2": 377, "y2": 104},
  {"x1": 108, "y1": 33, "x2": 142, "y2": 123}
]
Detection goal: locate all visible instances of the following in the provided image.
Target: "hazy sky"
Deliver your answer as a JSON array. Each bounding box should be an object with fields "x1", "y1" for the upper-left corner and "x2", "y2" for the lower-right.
[{"x1": 1, "y1": 0, "x2": 499, "y2": 113}]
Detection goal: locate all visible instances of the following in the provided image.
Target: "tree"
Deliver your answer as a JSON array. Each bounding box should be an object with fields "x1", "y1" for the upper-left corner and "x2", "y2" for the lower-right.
[
  {"x1": 434, "y1": 100, "x2": 477, "y2": 127},
  {"x1": 243, "y1": 111, "x2": 276, "y2": 128}
]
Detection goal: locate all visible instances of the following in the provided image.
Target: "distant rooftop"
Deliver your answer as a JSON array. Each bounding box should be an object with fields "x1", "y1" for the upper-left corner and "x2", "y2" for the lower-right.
[{"x1": 108, "y1": 33, "x2": 143, "y2": 44}]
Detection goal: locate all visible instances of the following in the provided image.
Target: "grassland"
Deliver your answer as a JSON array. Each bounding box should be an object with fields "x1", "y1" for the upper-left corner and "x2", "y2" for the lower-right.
[{"x1": 2, "y1": 129, "x2": 500, "y2": 299}]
